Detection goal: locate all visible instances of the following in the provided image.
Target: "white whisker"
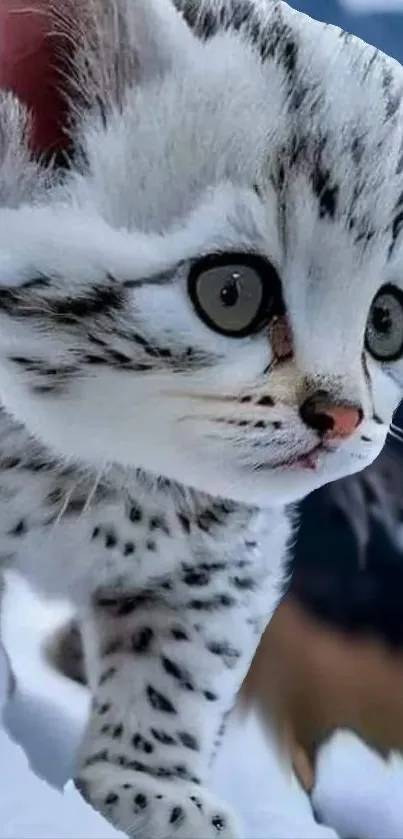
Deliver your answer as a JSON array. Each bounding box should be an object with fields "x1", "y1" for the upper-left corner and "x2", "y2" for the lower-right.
[{"x1": 81, "y1": 461, "x2": 108, "y2": 516}]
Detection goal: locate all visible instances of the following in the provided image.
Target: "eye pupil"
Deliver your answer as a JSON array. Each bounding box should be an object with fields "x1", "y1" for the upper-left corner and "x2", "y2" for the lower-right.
[
  {"x1": 372, "y1": 304, "x2": 392, "y2": 334},
  {"x1": 220, "y1": 277, "x2": 240, "y2": 308}
]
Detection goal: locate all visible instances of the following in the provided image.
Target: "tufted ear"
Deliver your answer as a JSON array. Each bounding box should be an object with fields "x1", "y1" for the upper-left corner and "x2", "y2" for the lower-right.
[
  {"x1": 56, "y1": 0, "x2": 196, "y2": 122},
  {"x1": 0, "y1": 91, "x2": 49, "y2": 206},
  {"x1": 0, "y1": 0, "x2": 196, "y2": 164}
]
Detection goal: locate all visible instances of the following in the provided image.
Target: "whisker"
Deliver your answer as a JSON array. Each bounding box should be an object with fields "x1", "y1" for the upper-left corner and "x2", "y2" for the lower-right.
[
  {"x1": 81, "y1": 461, "x2": 108, "y2": 515},
  {"x1": 51, "y1": 481, "x2": 81, "y2": 531}
]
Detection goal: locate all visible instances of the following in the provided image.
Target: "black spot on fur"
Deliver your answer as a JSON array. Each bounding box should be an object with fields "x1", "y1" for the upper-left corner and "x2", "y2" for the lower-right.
[
  {"x1": 170, "y1": 806, "x2": 185, "y2": 826},
  {"x1": 312, "y1": 166, "x2": 339, "y2": 219},
  {"x1": 196, "y1": 509, "x2": 221, "y2": 532},
  {"x1": 150, "y1": 728, "x2": 177, "y2": 746},
  {"x1": 99, "y1": 666, "x2": 117, "y2": 686},
  {"x1": 171, "y1": 627, "x2": 188, "y2": 641},
  {"x1": 178, "y1": 731, "x2": 199, "y2": 751},
  {"x1": 105, "y1": 530, "x2": 117, "y2": 549},
  {"x1": 132, "y1": 627, "x2": 154, "y2": 653},
  {"x1": 257, "y1": 395, "x2": 274, "y2": 407},
  {"x1": 84, "y1": 749, "x2": 109, "y2": 767},
  {"x1": 204, "y1": 690, "x2": 218, "y2": 702},
  {"x1": 191, "y1": 795, "x2": 203, "y2": 810},
  {"x1": 126, "y1": 759, "x2": 147, "y2": 773},
  {"x1": 212, "y1": 814, "x2": 226, "y2": 831},
  {"x1": 147, "y1": 685, "x2": 177, "y2": 714},
  {"x1": 231, "y1": 575, "x2": 256, "y2": 591},
  {"x1": 188, "y1": 594, "x2": 236, "y2": 612},
  {"x1": 10, "y1": 519, "x2": 27, "y2": 536},
  {"x1": 134, "y1": 793, "x2": 148, "y2": 811},
  {"x1": 101, "y1": 724, "x2": 111, "y2": 735},
  {"x1": 178, "y1": 513, "x2": 191, "y2": 534},
  {"x1": 105, "y1": 792, "x2": 119, "y2": 806},
  {"x1": 123, "y1": 541, "x2": 135, "y2": 556},
  {"x1": 182, "y1": 568, "x2": 210, "y2": 587},
  {"x1": 97, "y1": 702, "x2": 111, "y2": 716},
  {"x1": 129, "y1": 503, "x2": 142, "y2": 523},
  {"x1": 112, "y1": 724, "x2": 124, "y2": 739},
  {"x1": 117, "y1": 599, "x2": 138, "y2": 616},
  {"x1": 0, "y1": 456, "x2": 21, "y2": 470},
  {"x1": 207, "y1": 641, "x2": 241, "y2": 668},
  {"x1": 96, "y1": 592, "x2": 157, "y2": 616},
  {"x1": 149, "y1": 515, "x2": 170, "y2": 535},
  {"x1": 161, "y1": 656, "x2": 191, "y2": 689},
  {"x1": 382, "y1": 67, "x2": 402, "y2": 121},
  {"x1": 132, "y1": 734, "x2": 154, "y2": 754},
  {"x1": 146, "y1": 539, "x2": 156, "y2": 552}
]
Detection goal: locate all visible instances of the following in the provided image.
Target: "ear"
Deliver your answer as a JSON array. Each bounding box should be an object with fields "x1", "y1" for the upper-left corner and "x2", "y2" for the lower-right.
[
  {"x1": 0, "y1": 91, "x2": 48, "y2": 207},
  {"x1": 0, "y1": 1, "x2": 72, "y2": 159},
  {"x1": 56, "y1": 0, "x2": 196, "y2": 120}
]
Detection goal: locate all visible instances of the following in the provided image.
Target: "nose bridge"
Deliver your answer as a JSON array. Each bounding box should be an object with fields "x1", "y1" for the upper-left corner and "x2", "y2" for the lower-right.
[{"x1": 286, "y1": 276, "x2": 368, "y2": 403}]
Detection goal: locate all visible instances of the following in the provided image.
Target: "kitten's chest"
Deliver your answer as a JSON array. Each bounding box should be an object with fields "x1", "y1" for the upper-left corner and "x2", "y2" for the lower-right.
[
  {"x1": 13, "y1": 469, "x2": 289, "y2": 613},
  {"x1": 94, "y1": 500, "x2": 290, "y2": 613},
  {"x1": 0, "y1": 416, "x2": 291, "y2": 607}
]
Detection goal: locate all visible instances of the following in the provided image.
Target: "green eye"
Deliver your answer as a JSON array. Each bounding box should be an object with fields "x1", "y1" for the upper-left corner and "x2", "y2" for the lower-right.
[
  {"x1": 365, "y1": 284, "x2": 403, "y2": 361},
  {"x1": 187, "y1": 253, "x2": 283, "y2": 338}
]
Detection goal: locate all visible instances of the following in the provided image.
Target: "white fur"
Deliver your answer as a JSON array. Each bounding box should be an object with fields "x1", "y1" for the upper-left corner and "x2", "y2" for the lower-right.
[{"x1": 0, "y1": 0, "x2": 400, "y2": 508}]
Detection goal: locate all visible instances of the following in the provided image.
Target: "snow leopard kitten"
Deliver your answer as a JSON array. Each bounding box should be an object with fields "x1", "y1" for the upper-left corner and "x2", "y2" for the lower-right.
[{"x1": 1, "y1": 0, "x2": 403, "y2": 835}]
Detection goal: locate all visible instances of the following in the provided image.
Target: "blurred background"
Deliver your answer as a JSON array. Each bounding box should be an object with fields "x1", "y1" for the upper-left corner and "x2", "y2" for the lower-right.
[{"x1": 293, "y1": 0, "x2": 403, "y2": 62}]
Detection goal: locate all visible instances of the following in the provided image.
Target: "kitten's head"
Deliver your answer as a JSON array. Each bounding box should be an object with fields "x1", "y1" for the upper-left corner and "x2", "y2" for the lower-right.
[{"x1": 0, "y1": 0, "x2": 403, "y2": 507}]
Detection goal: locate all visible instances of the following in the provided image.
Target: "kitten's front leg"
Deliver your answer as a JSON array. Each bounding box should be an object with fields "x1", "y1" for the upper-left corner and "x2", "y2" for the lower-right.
[{"x1": 74, "y1": 591, "x2": 249, "y2": 839}]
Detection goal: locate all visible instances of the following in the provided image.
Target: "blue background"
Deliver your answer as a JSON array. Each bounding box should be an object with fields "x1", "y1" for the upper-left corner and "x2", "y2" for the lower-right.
[{"x1": 291, "y1": 1, "x2": 403, "y2": 63}]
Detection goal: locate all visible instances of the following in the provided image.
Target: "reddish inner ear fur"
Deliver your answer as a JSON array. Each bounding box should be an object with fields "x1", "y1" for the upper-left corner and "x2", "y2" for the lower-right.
[{"x1": 0, "y1": 1, "x2": 76, "y2": 156}]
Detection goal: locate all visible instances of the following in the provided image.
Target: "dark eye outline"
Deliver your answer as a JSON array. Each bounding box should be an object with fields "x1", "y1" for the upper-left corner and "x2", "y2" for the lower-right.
[
  {"x1": 187, "y1": 252, "x2": 284, "y2": 339},
  {"x1": 365, "y1": 283, "x2": 403, "y2": 362}
]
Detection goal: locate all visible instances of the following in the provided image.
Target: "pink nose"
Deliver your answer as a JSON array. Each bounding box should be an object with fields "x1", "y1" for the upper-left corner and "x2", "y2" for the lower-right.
[{"x1": 299, "y1": 392, "x2": 363, "y2": 440}]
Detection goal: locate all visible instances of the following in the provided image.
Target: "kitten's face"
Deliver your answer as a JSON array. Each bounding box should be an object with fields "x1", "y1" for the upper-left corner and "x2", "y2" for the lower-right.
[{"x1": 0, "y1": 0, "x2": 403, "y2": 507}]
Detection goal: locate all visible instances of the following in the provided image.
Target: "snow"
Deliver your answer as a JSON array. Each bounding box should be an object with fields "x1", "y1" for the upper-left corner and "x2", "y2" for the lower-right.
[
  {"x1": 0, "y1": 734, "x2": 124, "y2": 839},
  {"x1": 1, "y1": 573, "x2": 403, "y2": 839}
]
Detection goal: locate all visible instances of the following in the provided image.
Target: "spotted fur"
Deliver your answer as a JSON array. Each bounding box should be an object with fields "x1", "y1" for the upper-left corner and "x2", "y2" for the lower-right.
[{"x1": 1, "y1": 0, "x2": 403, "y2": 836}]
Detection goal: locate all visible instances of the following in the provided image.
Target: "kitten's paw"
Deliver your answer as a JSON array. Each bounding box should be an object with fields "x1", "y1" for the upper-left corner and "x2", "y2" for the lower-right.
[{"x1": 75, "y1": 766, "x2": 239, "y2": 838}]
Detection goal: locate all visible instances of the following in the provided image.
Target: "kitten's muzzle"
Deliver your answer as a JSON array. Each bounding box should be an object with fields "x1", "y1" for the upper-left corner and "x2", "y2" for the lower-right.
[{"x1": 299, "y1": 391, "x2": 363, "y2": 441}]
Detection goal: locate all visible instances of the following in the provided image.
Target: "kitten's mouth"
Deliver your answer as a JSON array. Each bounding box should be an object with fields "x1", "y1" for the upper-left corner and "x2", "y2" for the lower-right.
[{"x1": 272, "y1": 443, "x2": 324, "y2": 471}]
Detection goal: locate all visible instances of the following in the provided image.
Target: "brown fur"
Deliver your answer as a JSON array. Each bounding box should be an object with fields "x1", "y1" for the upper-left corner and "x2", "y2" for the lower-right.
[{"x1": 242, "y1": 594, "x2": 403, "y2": 791}]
